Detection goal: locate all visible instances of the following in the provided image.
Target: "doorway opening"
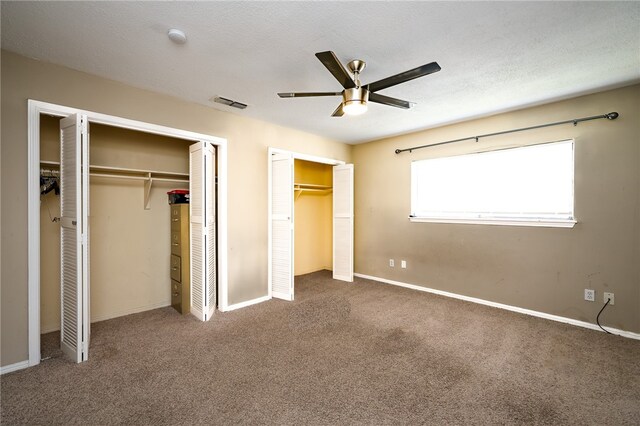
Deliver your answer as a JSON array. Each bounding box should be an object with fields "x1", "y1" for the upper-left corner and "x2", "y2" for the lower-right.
[
  {"x1": 27, "y1": 100, "x2": 228, "y2": 367},
  {"x1": 268, "y1": 148, "x2": 353, "y2": 301}
]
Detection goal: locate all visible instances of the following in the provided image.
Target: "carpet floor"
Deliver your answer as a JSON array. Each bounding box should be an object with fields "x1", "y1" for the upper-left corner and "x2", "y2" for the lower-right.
[{"x1": 2, "y1": 270, "x2": 639, "y2": 425}]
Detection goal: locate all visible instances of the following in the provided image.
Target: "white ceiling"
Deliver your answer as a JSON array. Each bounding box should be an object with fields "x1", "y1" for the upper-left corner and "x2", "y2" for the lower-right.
[{"x1": 2, "y1": 2, "x2": 639, "y2": 144}]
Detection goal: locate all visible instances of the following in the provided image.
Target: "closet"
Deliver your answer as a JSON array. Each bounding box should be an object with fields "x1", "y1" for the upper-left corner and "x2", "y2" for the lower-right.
[
  {"x1": 269, "y1": 149, "x2": 354, "y2": 301},
  {"x1": 39, "y1": 114, "x2": 217, "y2": 362},
  {"x1": 294, "y1": 160, "x2": 333, "y2": 276}
]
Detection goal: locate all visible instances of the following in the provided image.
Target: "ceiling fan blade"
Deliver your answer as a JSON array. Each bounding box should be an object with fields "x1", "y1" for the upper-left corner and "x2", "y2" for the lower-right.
[
  {"x1": 369, "y1": 93, "x2": 412, "y2": 109},
  {"x1": 331, "y1": 103, "x2": 345, "y2": 117},
  {"x1": 315, "y1": 51, "x2": 357, "y2": 89},
  {"x1": 367, "y1": 62, "x2": 441, "y2": 93},
  {"x1": 278, "y1": 92, "x2": 342, "y2": 98}
]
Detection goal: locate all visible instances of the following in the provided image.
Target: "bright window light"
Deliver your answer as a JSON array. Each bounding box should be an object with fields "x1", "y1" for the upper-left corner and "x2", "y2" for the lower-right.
[{"x1": 411, "y1": 140, "x2": 575, "y2": 225}]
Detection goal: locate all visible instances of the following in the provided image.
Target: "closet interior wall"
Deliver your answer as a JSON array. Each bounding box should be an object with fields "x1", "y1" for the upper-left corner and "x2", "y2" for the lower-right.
[
  {"x1": 39, "y1": 115, "x2": 191, "y2": 333},
  {"x1": 294, "y1": 160, "x2": 333, "y2": 276}
]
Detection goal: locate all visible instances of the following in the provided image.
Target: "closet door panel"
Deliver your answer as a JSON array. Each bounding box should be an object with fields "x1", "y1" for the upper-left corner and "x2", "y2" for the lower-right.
[
  {"x1": 333, "y1": 164, "x2": 354, "y2": 282},
  {"x1": 270, "y1": 152, "x2": 294, "y2": 300},
  {"x1": 190, "y1": 141, "x2": 216, "y2": 321},
  {"x1": 59, "y1": 113, "x2": 89, "y2": 363},
  {"x1": 205, "y1": 143, "x2": 216, "y2": 320}
]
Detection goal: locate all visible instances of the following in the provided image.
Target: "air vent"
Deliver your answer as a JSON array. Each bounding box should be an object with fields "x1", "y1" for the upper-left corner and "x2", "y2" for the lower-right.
[{"x1": 211, "y1": 96, "x2": 247, "y2": 109}]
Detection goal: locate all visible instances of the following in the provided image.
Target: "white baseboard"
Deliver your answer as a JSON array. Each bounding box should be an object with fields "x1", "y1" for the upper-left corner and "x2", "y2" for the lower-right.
[
  {"x1": 354, "y1": 273, "x2": 640, "y2": 340},
  {"x1": 91, "y1": 301, "x2": 172, "y2": 323},
  {"x1": 41, "y1": 324, "x2": 61, "y2": 334},
  {"x1": 222, "y1": 295, "x2": 271, "y2": 312},
  {"x1": 40, "y1": 301, "x2": 172, "y2": 333},
  {"x1": 1, "y1": 360, "x2": 30, "y2": 375}
]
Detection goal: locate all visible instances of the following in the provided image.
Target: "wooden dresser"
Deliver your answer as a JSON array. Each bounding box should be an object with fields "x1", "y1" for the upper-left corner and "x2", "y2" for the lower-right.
[{"x1": 170, "y1": 204, "x2": 190, "y2": 314}]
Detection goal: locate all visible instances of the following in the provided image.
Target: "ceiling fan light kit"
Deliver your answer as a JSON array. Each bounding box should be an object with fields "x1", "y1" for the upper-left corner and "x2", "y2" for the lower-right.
[
  {"x1": 342, "y1": 87, "x2": 369, "y2": 116},
  {"x1": 277, "y1": 51, "x2": 440, "y2": 117}
]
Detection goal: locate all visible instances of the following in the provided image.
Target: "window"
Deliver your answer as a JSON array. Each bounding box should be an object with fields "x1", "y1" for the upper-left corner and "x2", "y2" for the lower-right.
[{"x1": 410, "y1": 140, "x2": 575, "y2": 227}]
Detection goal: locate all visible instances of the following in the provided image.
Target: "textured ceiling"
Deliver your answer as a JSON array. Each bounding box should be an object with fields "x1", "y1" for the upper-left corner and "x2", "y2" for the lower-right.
[{"x1": 2, "y1": 2, "x2": 639, "y2": 144}]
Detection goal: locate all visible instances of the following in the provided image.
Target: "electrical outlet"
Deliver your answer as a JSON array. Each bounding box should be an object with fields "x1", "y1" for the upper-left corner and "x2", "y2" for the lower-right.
[
  {"x1": 401, "y1": 260, "x2": 407, "y2": 269},
  {"x1": 603, "y1": 292, "x2": 615, "y2": 305},
  {"x1": 584, "y1": 289, "x2": 595, "y2": 302},
  {"x1": 389, "y1": 259, "x2": 395, "y2": 267}
]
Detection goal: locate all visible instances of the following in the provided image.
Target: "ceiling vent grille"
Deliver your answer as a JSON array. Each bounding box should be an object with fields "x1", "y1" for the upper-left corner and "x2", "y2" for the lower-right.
[{"x1": 212, "y1": 96, "x2": 247, "y2": 109}]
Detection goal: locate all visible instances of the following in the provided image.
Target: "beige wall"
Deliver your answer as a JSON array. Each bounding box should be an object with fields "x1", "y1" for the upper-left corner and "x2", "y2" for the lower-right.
[
  {"x1": 39, "y1": 116, "x2": 191, "y2": 332},
  {"x1": 294, "y1": 160, "x2": 333, "y2": 276},
  {"x1": 1, "y1": 50, "x2": 351, "y2": 366},
  {"x1": 353, "y1": 84, "x2": 640, "y2": 333}
]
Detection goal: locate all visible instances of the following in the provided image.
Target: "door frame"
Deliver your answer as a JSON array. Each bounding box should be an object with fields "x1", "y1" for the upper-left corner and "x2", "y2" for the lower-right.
[
  {"x1": 267, "y1": 147, "x2": 345, "y2": 299},
  {"x1": 27, "y1": 99, "x2": 229, "y2": 367}
]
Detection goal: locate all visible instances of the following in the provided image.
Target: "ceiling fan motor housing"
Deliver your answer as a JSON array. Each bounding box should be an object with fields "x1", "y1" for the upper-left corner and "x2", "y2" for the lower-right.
[{"x1": 343, "y1": 87, "x2": 369, "y2": 104}]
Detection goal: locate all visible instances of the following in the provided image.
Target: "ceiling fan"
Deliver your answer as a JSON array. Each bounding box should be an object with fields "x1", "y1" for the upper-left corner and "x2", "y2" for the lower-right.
[{"x1": 278, "y1": 51, "x2": 441, "y2": 117}]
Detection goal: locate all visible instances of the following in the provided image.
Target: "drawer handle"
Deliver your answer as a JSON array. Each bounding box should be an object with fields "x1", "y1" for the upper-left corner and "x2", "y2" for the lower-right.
[
  {"x1": 172, "y1": 243, "x2": 179, "y2": 246},
  {"x1": 172, "y1": 218, "x2": 179, "y2": 222},
  {"x1": 172, "y1": 292, "x2": 179, "y2": 297},
  {"x1": 172, "y1": 267, "x2": 178, "y2": 271}
]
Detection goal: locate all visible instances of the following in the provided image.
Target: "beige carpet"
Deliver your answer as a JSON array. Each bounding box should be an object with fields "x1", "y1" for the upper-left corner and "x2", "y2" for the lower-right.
[{"x1": 2, "y1": 270, "x2": 639, "y2": 425}]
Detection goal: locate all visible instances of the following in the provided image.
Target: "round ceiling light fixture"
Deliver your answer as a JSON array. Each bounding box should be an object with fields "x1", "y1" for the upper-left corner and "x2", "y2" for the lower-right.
[{"x1": 167, "y1": 29, "x2": 187, "y2": 44}]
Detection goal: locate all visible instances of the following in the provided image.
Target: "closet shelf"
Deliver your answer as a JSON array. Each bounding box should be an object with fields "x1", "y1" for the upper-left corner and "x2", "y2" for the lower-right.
[
  {"x1": 293, "y1": 183, "x2": 332, "y2": 200},
  {"x1": 40, "y1": 160, "x2": 189, "y2": 209},
  {"x1": 40, "y1": 160, "x2": 189, "y2": 182}
]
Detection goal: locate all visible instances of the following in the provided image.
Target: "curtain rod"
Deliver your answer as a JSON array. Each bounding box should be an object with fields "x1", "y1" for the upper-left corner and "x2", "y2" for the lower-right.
[{"x1": 394, "y1": 112, "x2": 619, "y2": 154}]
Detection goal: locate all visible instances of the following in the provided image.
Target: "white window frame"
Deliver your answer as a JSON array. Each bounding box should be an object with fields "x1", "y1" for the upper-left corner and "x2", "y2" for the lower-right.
[{"x1": 409, "y1": 140, "x2": 577, "y2": 228}]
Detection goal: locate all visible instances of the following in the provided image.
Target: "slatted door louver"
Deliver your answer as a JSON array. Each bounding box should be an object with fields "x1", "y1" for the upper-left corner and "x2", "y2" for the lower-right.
[
  {"x1": 333, "y1": 164, "x2": 354, "y2": 282},
  {"x1": 59, "y1": 114, "x2": 90, "y2": 363},
  {"x1": 190, "y1": 142, "x2": 216, "y2": 321},
  {"x1": 270, "y1": 153, "x2": 294, "y2": 300}
]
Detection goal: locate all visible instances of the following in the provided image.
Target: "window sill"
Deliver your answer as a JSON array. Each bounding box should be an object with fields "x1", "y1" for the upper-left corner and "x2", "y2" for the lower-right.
[{"x1": 408, "y1": 216, "x2": 577, "y2": 228}]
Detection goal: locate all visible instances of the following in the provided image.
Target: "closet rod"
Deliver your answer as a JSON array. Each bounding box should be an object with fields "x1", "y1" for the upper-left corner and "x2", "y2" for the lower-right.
[
  {"x1": 40, "y1": 160, "x2": 189, "y2": 178},
  {"x1": 90, "y1": 173, "x2": 187, "y2": 183},
  {"x1": 39, "y1": 168, "x2": 186, "y2": 183},
  {"x1": 394, "y1": 112, "x2": 619, "y2": 154}
]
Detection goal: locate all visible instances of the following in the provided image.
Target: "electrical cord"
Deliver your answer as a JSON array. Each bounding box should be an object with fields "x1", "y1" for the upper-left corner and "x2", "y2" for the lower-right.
[{"x1": 596, "y1": 298, "x2": 614, "y2": 335}]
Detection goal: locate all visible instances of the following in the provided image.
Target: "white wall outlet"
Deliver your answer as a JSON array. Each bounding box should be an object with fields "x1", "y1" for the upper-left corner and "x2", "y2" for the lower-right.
[
  {"x1": 389, "y1": 259, "x2": 394, "y2": 267},
  {"x1": 584, "y1": 289, "x2": 595, "y2": 302},
  {"x1": 401, "y1": 260, "x2": 407, "y2": 269},
  {"x1": 603, "y1": 292, "x2": 615, "y2": 305}
]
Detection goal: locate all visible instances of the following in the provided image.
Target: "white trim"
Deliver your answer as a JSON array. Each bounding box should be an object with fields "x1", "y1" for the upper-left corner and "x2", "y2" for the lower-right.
[
  {"x1": 1, "y1": 360, "x2": 30, "y2": 375},
  {"x1": 27, "y1": 103, "x2": 41, "y2": 367},
  {"x1": 354, "y1": 273, "x2": 640, "y2": 340},
  {"x1": 222, "y1": 295, "x2": 271, "y2": 312},
  {"x1": 268, "y1": 147, "x2": 346, "y2": 166},
  {"x1": 28, "y1": 99, "x2": 229, "y2": 367},
  {"x1": 409, "y1": 216, "x2": 577, "y2": 228},
  {"x1": 267, "y1": 148, "x2": 274, "y2": 300},
  {"x1": 40, "y1": 301, "x2": 172, "y2": 333}
]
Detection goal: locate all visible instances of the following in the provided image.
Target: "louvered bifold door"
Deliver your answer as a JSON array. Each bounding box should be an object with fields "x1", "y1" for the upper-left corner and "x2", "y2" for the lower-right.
[
  {"x1": 270, "y1": 152, "x2": 294, "y2": 300},
  {"x1": 205, "y1": 143, "x2": 216, "y2": 320},
  {"x1": 333, "y1": 164, "x2": 354, "y2": 282},
  {"x1": 190, "y1": 141, "x2": 216, "y2": 321},
  {"x1": 59, "y1": 113, "x2": 90, "y2": 363}
]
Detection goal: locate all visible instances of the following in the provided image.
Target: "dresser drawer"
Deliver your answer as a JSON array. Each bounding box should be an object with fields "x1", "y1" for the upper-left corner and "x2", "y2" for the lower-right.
[
  {"x1": 171, "y1": 255, "x2": 181, "y2": 282},
  {"x1": 171, "y1": 279, "x2": 182, "y2": 309},
  {"x1": 171, "y1": 231, "x2": 181, "y2": 255},
  {"x1": 171, "y1": 205, "x2": 182, "y2": 231}
]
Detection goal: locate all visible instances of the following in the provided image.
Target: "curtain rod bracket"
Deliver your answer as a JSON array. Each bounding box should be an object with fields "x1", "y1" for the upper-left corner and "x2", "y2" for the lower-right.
[{"x1": 395, "y1": 111, "x2": 620, "y2": 154}]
